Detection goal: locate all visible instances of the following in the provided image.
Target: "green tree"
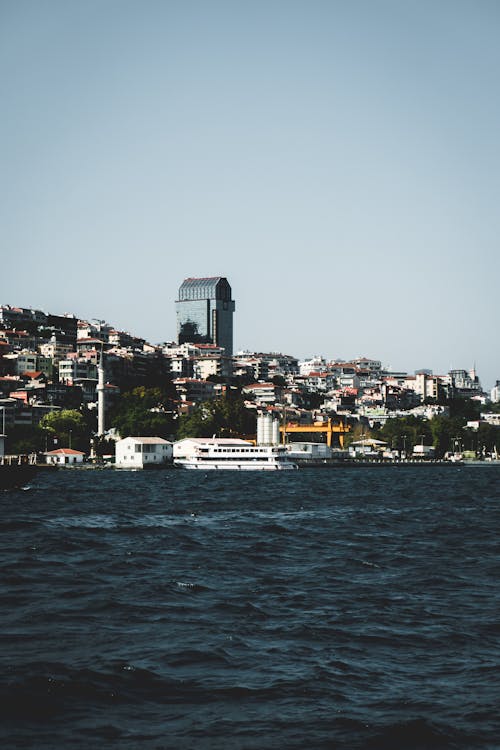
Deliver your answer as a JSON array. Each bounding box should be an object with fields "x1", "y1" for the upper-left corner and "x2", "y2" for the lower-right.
[
  {"x1": 477, "y1": 423, "x2": 500, "y2": 454},
  {"x1": 484, "y1": 401, "x2": 500, "y2": 414},
  {"x1": 109, "y1": 386, "x2": 176, "y2": 439},
  {"x1": 375, "y1": 415, "x2": 432, "y2": 453},
  {"x1": 271, "y1": 375, "x2": 286, "y2": 387},
  {"x1": 39, "y1": 409, "x2": 90, "y2": 451},
  {"x1": 177, "y1": 395, "x2": 255, "y2": 439},
  {"x1": 428, "y1": 416, "x2": 461, "y2": 456},
  {"x1": 344, "y1": 422, "x2": 375, "y2": 448},
  {"x1": 444, "y1": 398, "x2": 482, "y2": 421}
]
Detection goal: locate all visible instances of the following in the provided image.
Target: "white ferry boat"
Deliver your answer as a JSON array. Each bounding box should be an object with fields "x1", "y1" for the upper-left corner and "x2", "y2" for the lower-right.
[{"x1": 173, "y1": 438, "x2": 298, "y2": 471}]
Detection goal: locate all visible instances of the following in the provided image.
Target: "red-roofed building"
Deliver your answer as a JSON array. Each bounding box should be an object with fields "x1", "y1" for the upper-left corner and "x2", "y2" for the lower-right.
[{"x1": 44, "y1": 448, "x2": 86, "y2": 465}]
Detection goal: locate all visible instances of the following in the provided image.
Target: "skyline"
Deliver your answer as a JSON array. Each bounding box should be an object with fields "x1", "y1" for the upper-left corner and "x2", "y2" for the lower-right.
[
  {"x1": 2, "y1": 1, "x2": 499, "y2": 387},
  {"x1": 0, "y1": 297, "x2": 492, "y2": 392}
]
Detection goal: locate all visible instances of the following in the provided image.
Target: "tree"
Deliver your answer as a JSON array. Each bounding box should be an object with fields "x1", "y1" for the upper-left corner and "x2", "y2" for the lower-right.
[
  {"x1": 271, "y1": 375, "x2": 286, "y2": 387},
  {"x1": 427, "y1": 416, "x2": 459, "y2": 456},
  {"x1": 485, "y1": 401, "x2": 500, "y2": 414},
  {"x1": 109, "y1": 386, "x2": 177, "y2": 439},
  {"x1": 344, "y1": 422, "x2": 375, "y2": 448},
  {"x1": 375, "y1": 415, "x2": 432, "y2": 454},
  {"x1": 444, "y1": 398, "x2": 482, "y2": 421},
  {"x1": 39, "y1": 409, "x2": 90, "y2": 451},
  {"x1": 477, "y1": 423, "x2": 500, "y2": 454},
  {"x1": 176, "y1": 395, "x2": 256, "y2": 439}
]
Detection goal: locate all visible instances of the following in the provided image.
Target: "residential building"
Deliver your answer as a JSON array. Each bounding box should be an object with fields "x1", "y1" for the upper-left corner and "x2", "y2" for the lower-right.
[
  {"x1": 77, "y1": 319, "x2": 114, "y2": 342},
  {"x1": 44, "y1": 383, "x2": 83, "y2": 408},
  {"x1": 0, "y1": 398, "x2": 18, "y2": 428},
  {"x1": 76, "y1": 338, "x2": 106, "y2": 354},
  {"x1": 490, "y1": 381, "x2": 500, "y2": 403},
  {"x1": 58, "y1": 357, "x2": 98, "y2": 385},
  {"x1": 173, "y1": 378, "x2": 216, "y2": 403},
  {"x1": 193, "y1": 354, "x2": 233, "y2": 380},
  {"x1": 41, "y1": 313, "x2": 77, "y2": 345},
  {"x1": 0, "y1": 376, "x2": 22, "y2": 397},
  {"x1": 13, "y1": 350, "x2": 53, "y2": 378},
  {"x1": 233, "y1": 351, "x2": 299, "y2": 380},
  {"x1": 299, "y1": 357, "x2": 328, "y2": 376},
  {"x1": 0, "y1": 329, "x2": 37, "y2": 351},
  {"x1": 176, "y1": 277, "x2": 235, "y2": 356},
  {"x1": 39, "y1": 339, "x2": 74, "y2": 365},
  {"x1": 233, "y1": 352, "x2": 270, "y2": 381},
  {"x1": 353, "y1": 357, "x2": 382, "y2": 373},
  {"x1": 405, "y1": 371, "x2": 442, "y2": 401},
  {"x1": 481, "y1": 412, "x2": 500, "y2": 426},
  {"x1": 242, "y1": 382, "x2": 282, "y2": 406},
  {"x1": 447, "y1": 368, "x2": 483, "y2": 399},
  {"x1": 0, "y1": 306, "x2": 46, "y2": 332},
  {"x1": 303, "y1": 371, "x2": 336, "y2": 392},
  {"x1": 108, "y1": 330, "x2": 145, "y2": 348}
]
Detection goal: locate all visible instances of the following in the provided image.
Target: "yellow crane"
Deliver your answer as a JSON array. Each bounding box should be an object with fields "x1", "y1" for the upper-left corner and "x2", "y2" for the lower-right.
[{"x1": 279, "y1": 418, "x2": 350, "y2": 448}]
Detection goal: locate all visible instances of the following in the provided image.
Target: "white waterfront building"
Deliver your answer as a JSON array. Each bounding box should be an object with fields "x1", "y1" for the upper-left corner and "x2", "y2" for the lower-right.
[
  {"x1": 115, "y1": 437, "x2": 173, "y2": 469},
  {"x1": 45, "y1": 448, "x2": 86, "y2": 465}
]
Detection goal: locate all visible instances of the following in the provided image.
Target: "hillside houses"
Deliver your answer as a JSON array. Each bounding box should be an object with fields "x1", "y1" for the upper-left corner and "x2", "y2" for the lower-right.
[{"x1": 0, "y1": 304, "x2": 495, "y2": 446}]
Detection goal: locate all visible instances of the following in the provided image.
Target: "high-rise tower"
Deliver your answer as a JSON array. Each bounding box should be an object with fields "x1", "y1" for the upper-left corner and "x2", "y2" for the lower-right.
[{"x1": 175, "y1": 277, "x2": 235, "y2": 356}]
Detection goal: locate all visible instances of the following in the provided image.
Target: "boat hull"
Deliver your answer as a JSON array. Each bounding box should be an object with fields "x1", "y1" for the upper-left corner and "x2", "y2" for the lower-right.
[{"x1": 175, "y1": 461, "x2": 297, "y2": 470}]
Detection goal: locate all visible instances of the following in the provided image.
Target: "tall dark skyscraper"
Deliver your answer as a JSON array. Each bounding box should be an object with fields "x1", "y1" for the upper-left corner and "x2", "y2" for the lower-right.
[{"x1": 175, "y1": 277, "x2": 235, "y2": 356}]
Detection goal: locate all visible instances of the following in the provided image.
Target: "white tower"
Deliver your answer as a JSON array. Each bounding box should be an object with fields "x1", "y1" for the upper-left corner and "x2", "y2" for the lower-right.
[
  {"x1": 97, "y1": 353, "x2": 105, "y2": 437},
  {"x1": 0, "y1": 407, "x2": 5, "y2": 457}
]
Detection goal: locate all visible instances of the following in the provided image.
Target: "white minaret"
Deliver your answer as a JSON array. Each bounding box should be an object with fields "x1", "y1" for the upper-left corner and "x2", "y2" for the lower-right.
[
  {"x1": 0, "y1": 406, "x2": 5, "y2": 458},
  {"x1": 97, "y1": 352, "x2": 105, "y2": 437}
]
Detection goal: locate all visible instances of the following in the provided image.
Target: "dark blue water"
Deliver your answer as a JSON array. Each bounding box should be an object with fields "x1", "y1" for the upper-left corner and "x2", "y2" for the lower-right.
[{"x1": 1, "y1": 466, "x2": 499, "y2": 749}]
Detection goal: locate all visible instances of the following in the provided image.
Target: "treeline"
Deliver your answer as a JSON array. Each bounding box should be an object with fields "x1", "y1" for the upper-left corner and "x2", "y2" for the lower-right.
[
  {"x1": 5, "y1": 388, "x2": 500, "y2": 459},
  {"x1": 366, "y1": 400, "x2": 500, "y2": 456},
  {"x1": 5, "y1": 383, "x2": 256, "y2": 455}
]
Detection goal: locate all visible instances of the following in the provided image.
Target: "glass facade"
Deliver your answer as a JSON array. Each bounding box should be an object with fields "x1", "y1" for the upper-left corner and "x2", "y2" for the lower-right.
[{"x1": 175, "y1": 277, "x2": 235, "y2": 355}]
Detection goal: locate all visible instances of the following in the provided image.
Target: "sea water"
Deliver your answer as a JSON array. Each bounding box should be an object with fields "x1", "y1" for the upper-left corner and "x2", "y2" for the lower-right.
[{"x1": 1, "y1": 466, "x2": 499, "y2": 749}]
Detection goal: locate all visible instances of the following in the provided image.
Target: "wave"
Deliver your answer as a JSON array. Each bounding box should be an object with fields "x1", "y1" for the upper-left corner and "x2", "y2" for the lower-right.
[{"x1": 45, "y1": 515, "x2": 118, "y2": 529}]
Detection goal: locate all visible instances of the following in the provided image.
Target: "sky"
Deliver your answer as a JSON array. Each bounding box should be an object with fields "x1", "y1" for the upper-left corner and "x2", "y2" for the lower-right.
[{"x1": 1, "y1": 0, "x2": 499, "y2": 387}]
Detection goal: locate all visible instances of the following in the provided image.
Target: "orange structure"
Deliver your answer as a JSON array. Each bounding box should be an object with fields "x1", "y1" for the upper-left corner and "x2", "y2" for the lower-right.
[{"x1": 279, "y1": 418, "x2": 350, "y2": 448}]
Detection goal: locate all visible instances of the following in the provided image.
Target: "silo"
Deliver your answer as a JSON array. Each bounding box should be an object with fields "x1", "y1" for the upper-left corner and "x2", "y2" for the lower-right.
[
  {"x1": 272, "y1": 417, "x2": 280, "y2": 446},
  {"x1": 257, "y1": 413, "x2": 264, "y2": 445},
  {"x1": 263, "y1": 413, "x2": 273, "y2": 445}
]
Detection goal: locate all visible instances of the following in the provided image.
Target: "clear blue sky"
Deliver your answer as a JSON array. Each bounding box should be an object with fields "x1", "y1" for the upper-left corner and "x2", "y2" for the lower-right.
[{"x1": 1, "y1": 0, "x2": 499, "y2": 387}]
